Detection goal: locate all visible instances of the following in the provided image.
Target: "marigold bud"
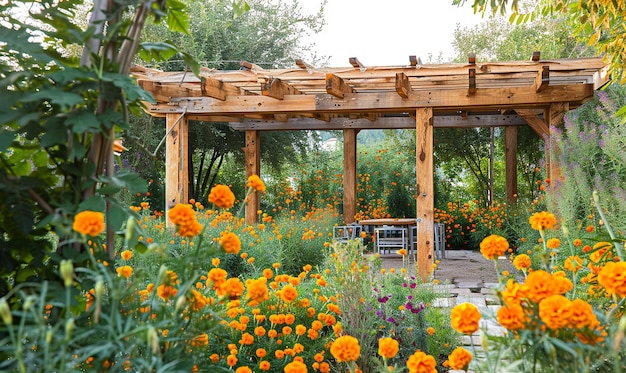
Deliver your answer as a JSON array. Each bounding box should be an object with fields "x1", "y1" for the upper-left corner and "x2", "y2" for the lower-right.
[
  {"x1": 65, "y1": 318, "x2": 75, "y2": 341},
  {"x1": 60, "y1": 260, "x2": 74, "y2": 287},
  {"x1": 0, "y1": 298, "x2": 12, "y2": 325}
]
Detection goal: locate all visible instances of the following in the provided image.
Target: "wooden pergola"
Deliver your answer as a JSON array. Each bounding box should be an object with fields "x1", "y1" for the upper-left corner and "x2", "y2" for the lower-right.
[{"x1": 132, "y1": 54, "x2": 609, "y2": 280}]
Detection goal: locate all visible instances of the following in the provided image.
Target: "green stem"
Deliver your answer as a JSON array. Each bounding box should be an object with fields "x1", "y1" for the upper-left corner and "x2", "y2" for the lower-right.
[{"x1": 592, "y1": 191, "x2": 624, "y2": 261}]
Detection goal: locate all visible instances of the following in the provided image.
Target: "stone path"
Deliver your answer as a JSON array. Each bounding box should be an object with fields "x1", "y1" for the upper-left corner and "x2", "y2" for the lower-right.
[{"x1": 379, "y1": 250, "x2": 516, "y2": 372}]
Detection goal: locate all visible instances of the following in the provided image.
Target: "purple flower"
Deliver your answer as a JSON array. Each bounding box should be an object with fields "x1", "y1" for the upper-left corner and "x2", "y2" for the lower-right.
[
  {"x1": 410, "y1": 283, "x2": 416, "y2": 289},
  {"x1": 407, "y1": 295, "x2": 413, "y2": 300},
  {"x1": 403, "y1": 283, "x2": 407, "y2": 288},
  {"x1": 378, "y1": 296, "x2": 390, "y2": 303}
]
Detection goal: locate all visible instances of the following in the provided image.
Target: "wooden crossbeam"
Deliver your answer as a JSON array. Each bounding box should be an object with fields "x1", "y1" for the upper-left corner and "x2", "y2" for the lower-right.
[
  {"x1": 295, "y1": 59, "x2": 314, "y2": 70},
  {"x1": 349, "y1": 57, "x2": 365, "y2": 70},
  {"x1": 409, "y1": 55, "x2": 422, "y2": 67},
  {"x1": 468, "y1": 53, "x2": 476, "y2": 65},
  {"x1": 468, "y1": 53, "x2": 477, "y2": 95},
  {"x1": 325, "y1": 73, "x2": 355, "y2": 98},
  {"x1": 262, "y1": 78, "x2": 303, "y2": 99},
  {"x1": 395, "y1": 72, "x2": 412, "y2": 98},
  {"x1": 516, "y1": 109, "x2": 549, "y2": 138},
  {"x1": 531, "y1": 51, "x2": 541, "y2": 62},
  {"x1": 534, "y1": 65, "x2": 550, "y2": 92}
]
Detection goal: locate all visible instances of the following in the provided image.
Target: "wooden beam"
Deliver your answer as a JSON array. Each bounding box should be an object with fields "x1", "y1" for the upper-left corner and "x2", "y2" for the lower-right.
[
  {"x1": 547, "y1": 102, "x2": 569, "y2": 187},
  {"x1": 531, "y1": 51, "x2": 541, "y2": 62},
  {"x1": 295, "y1": 59, "x2": 314, "y2": 70},
  {"x1": 505, "y1": 126, "x2": 518, "y2": 204},
  {"x1": 228, "y1": 115, "x2": 529, "y2": 130},
  {"x1": 165, "y1": 113, "x2": 189, "y2": 221},
  {"x1": 151, "y1": 84, "x2": 594, "y2": 115},
  {"x1": 343, "y1": 129, "x2": 357, "y2": 224},
  {"x1": 409, "y1": 55, "x2": 422, "y2": 67},
  {"x1": 325, "y1": 73, "x2": 355, "y2": 98},
  {"x1": 468, "y1": 67, "x2": 477, "y2": 95},
  {"x1": 245, "y1": 130, "x2": 261, "y2": 224},
  {"x1": 262, "y1": 78, "x2": 303, "y2": 99},
  {"x1": 415, "y1": 108, "x2": 434, "y2": 282},
  {"x1": 516, "y1": 109, "x2": 549, "y2": 138},
  {"x1": 534, "y1": 65, "x2": 549, "y2": 92},
  {"x1": 201, "y1": 76, "x2": 244, "y2": 100},
  {"x1": 395, "y1": 72, "x2": 412, "y2": 98},
  {"x1": 349, "y1": 57, "x2": 365, "y2": 70}
]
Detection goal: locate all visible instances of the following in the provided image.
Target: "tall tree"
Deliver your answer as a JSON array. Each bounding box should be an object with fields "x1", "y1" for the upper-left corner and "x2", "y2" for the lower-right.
[{"x1": 126, "y1": 0, "x2": 328, "y2": 203}]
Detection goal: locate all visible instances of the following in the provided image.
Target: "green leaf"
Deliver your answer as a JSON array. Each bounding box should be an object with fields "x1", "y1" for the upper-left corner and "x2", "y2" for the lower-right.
[
  {"x1": 232, "y1": 0, "x2": 250, "y2": 19},
  {"x1": 108, "y1": 202, "x2": 127, "y2": 231},
  {"x1": 22, "y1": 89, "x2": 83, "y2": 111},
  {"x1": 138, "y1": 42, "x2": 178, "y2": 63},
  {"x1": 0, "y1": 131, "x2": 15, "y2": 152},
  {"x1": 78, "y1": 196, "x2": 106, "y2": 212},
  {"x1": 40, "y1": 120, "x2": 68, "y2": 148},
  {"x1": 66, "y1": 111, "x2": 101, "y2": 134},
  {"x1": 182, "y1": 52, "x2": 201, "y2": 77},
  {"x1": 134, "y1": 241, "x2": 148, "y2": 254},
  {"x1": 166, "y1": 0, "x2": 190, "y2": 34}
]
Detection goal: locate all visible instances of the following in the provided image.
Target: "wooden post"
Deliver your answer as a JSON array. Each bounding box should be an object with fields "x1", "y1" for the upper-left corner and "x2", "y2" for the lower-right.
[
  {"x1": 415, "y1": 108, "x2": 434, "y2": 281},
  {"x1": 165, "y1": 113, "x2": 188, "y2": 221},
  {"x1": 245, "y1": 130, "x2": 260, "y2": 224},
  {"x1": 343, "y1": 129, "x2": 358, "y2": 223},
  {"x1": 547, "y1": 103, "x2": 568, "y2": 187},
  {"x1": 505, "y1": 126, "x2": 518, "y2": 204}
]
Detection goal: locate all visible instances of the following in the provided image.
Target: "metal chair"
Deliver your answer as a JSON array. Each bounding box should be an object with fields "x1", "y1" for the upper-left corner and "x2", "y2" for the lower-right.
[
  {"x1": 375, "y1": 226, "x2": 407, "y2": 255},
  {"x1": 434, "y1": 223, "x2": 446, "y2": 259},
  {"x1": 332, "y1": 223, "x2": 363, "y2": 244}
]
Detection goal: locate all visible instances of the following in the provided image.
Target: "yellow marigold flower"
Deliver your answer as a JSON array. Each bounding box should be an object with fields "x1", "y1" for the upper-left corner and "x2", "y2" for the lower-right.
[
  {"x1": 568, "y1": 299, "x2": 599, "y2": 329},
  {"x1": 546, "y1": 238, "x2": 561, "y2": 249},
  {"x1": 377, "y1": 337, "x2": 399, "y2": 359},
  {"x1": 283, "y1": 360, "x2": 308, "y2": 373},
  {"x1": 539, "y1": 294, "x2": 573, "y2": 330},
  {"x1": 177, "y1": 220, "x2": 203, "y2": 237},
  {"x1": 528, "y1": 211, "x2": 557, "y2": 230},
  {"x1": 597, "y1": 261, "x2": 626, "y2": 297},
  {"x1": 523, "y1": 270, "x2": 557, "y2": 303},
  {"x1": 208, "y1": 184, "x2": 235, "y2": 209},
  {"x1": 406, "y1": 350, "x2": 437, "y2": 373},
  {"x1": 330, "y1": 335, "x2": 360, "y2": 363},
  {"x1": 512, "y1": 254, "x2": 531, "y2": 271},
  {"x1": 120, "y1": 250, "x2": 133, "y2": 261},
  {"x1": 220, "y1": 232, "x2": 241, "y2": 254},
  {"x1": 447, "y1": 347, "x2": 472, "y2": 371},
  {"x1": 247, "y1": 175, "x2": 266, "y2": 192},
  {"x1": 450, "y1": 303, "x2": 481, "y2": 335},
  {"x1": 72, "y1": 210, "x2": 105, "y2": 237},
  {"x1": 212, "y1": 257, "x2": 220, "y2": 267},
  {"x1": 479, "y1": 234, "x2": 509, "y2": 260},
  {"x1": 116, "y1": 265, "x2": 133, "y2": 278},
  {"x1": 496, "y1": 303, "x2": 526, "y2": 330},
  {"x1": 564, "y1": 255, "x2": 583, "y2": 272},
  {"x1": 245, "y1": 277, "x2": 270, "y2": 306},
  {"x1": 426, "y1": 327, "x2": 435, "y2": 336}
]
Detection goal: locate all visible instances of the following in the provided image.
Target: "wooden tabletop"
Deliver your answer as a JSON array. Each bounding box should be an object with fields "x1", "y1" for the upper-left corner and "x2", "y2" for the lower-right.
[{"x1": 358, "y1": 218, "x2": 418, "y2": 226}]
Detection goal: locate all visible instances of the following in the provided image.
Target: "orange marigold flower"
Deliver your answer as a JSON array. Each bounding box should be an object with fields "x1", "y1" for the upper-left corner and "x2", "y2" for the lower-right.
[
  {"x1": 259, "y1": 361, "x2": 270, "y2": 371},
  {"x1": 116, "y1": 265, "x2": 133, "y2": 278},
  {"x1": 573, "y1": 238, "x2": 583, "y2": 247},
  {"x1": 157, "y1": 284, "x2": 178, "y2": 301},
  {"x1": 497, "y1": 303, "x2": 527, "y2": 330},
  {"x1": 283, "y1": 360, "x2": 308, "y2": 373},
  {"x1": 564, "y1": 255, "x2": 583, "y2": 272},
  {"x1": 377, "y1": 337, "x2": 399, "y2": 359},
  {"x1": 220, "y1": 232, "x2": 241, "y2": 254},
  {"x1": 208, "y1": 184, "x2": 235, "y2": 209},
  {"x1": 188, "y1": 333, "x2": 209, "y2": 347},
  {"x1": 513, "y1": 254, "x2": 531, "y2": 271},
  {"x1": 479, "y1": 234, "x2": 509, "y2": 260},
  {"x1": 245, "y1": 277, "x2": 270, "y2": 306},
  {"x1": 553, "y1": 271, "x2": 573, "y2": 294},
  {"x1": 235, "y1": 367, "x2": 252, "y2": 373},
  {"x1": 120, "y1": 250, "x2": 133, "y2": 261},
  {"x1": 167, "y1": 204, "x2": 196, "y2": 227},
  {"x1": 73, "y1": 210, "x2": 105, "y2": 237},
  {"x1": 447, "y1": 347, "x2": 472, "y2": 371},
  {"x1": 590, "y1": 242, "x2": 613, "y2": 263},
  {"x1": 546, "y1": 238, "x2": 561, "y2": 249},
  {"x1": 568, "y1": 299, "x2": 599, "y2": 329},
  {"x1": 222, "y1": 278, "x2": 244, "y2": 300},
  {"x1": 426, "y1": 327, "x2": 435, "y2": 336},
  {"x1": 450, "y1": 303, "x2": 481, "y2": 335},
  {"x1": 278, "y1": 284, "x2": 298, "y2": 303},
  {"x1": 330, "y1": 335, "x2": 360, "y2": 363},
  {"x1": 406, "y1": 350, "x2": 437, "y2": 373},
  {"x1": 226, "y1": 355, "x2": 237, "y2": 367},
  {"x1": 247, "y1": 175, "x2": 266, "y2": 192},
  {"x1": 539, "y1": 294, "x2": 572, "y2": 330},
  {"x1": 523, "y1": 270, "x2": 557, "y2": 303},
  {"x1": 597, "y1": 261, "x2": 626, "y2": 297},
  {"x1": 528, "y1": 211, "x2": 557, "y2": 230}
]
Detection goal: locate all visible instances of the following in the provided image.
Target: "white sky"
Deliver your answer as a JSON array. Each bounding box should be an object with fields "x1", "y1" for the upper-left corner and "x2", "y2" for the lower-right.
[{"x1": 301, "y1": 0, "x2": 484, "y2": 67}]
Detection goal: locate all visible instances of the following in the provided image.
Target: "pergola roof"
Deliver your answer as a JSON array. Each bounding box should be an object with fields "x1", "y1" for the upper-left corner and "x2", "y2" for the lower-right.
[{"x1": 132, "y1": 56, "x2": 609, "y2": 130}]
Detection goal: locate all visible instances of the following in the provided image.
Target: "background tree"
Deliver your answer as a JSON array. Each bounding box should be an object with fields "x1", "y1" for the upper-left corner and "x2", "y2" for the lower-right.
[{"x1": 122, "y1": 0, "x2": 328, "y2": 205}]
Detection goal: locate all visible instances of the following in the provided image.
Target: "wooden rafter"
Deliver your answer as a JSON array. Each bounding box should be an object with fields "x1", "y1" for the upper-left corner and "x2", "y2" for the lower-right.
[
  {"x1": 262, "y1": 77, "x2": 303, "y2": 99},
  {"x1": 468, "y1": 53, "x2": 477, "y2": 95},
  {"x1": 395, "y1": 72, "x2": 412, "y2": 98},
  {"x1": 534, "y1": 65, "x2": 550, "y2": 92},
  {"x1": 325, "y1": 73, "x2": 355, "y2": 98},
  {"x1": 349, "y1": 57, "x2": 366, "y2": 70}
]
